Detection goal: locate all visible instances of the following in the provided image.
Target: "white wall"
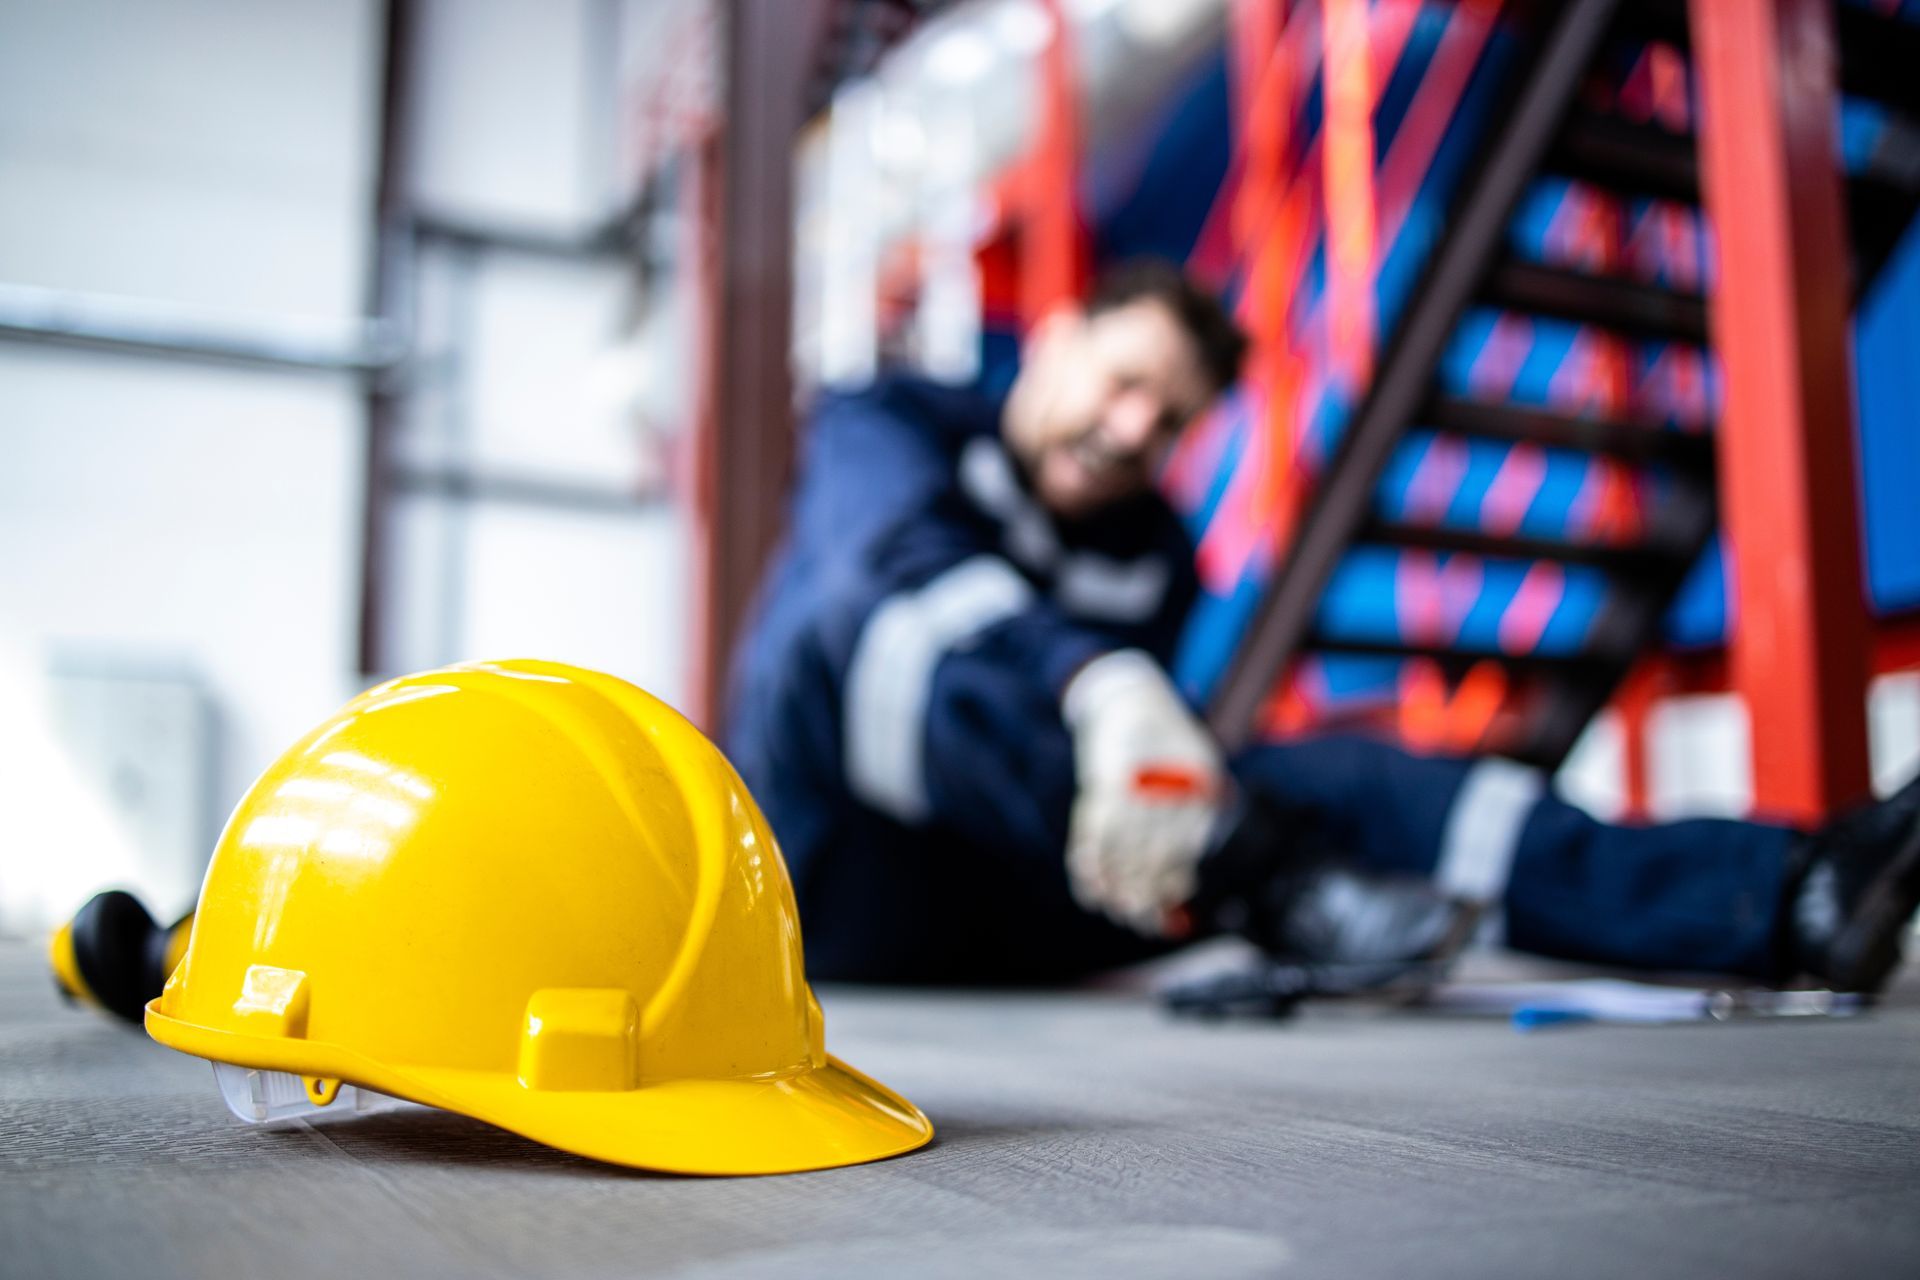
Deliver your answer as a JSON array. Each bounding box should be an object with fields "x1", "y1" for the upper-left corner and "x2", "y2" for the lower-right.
[
  {"x1": 386, "y1": 0, "x2": 696, "y2": 705},
  {"x1": 379, "y1": 238, "x2": 693, "y2": 703},
  {"x1": 409, "y1": 0, "x2": 612, "y2": 233},
  {"x1": 1556, "y1": 677, "x2": 1920, "y2": 827},
  {"x1": 0, "y1": 1, "x2": 712, "y2": 937},
  {"x1": 0, "y1": 0, "x2": 380, "y2": 316},
  {"x1": 0, "y1": 349, "x2": 365, "y2": 927},
  {"x1": 0, "y1": 0, "x2": 381, "y2": 929}
]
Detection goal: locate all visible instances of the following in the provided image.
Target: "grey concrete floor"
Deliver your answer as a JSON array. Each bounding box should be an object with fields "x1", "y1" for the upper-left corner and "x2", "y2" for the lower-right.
[{"x1": 4, "y1": 938, "x2": 1919, "y2": 1279}]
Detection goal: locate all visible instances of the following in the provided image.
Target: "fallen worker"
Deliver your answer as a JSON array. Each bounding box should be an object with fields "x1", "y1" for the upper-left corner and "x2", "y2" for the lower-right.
[
  {"x1": 723, "y1": 258, "x2": 1920, "y2": 993},
  {"x1": 51, "y1": 263, "x2": 1920, "y2": 1022}
]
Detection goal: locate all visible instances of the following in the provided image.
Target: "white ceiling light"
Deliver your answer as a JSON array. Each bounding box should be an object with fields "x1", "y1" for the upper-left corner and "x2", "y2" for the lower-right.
[
  {"x1": 1117, "y1": 0, "x2": 1220, "y2": 45},
  {"x1": 1064, "y1": 0, "x2": 1127, "y2": 23},
  {"x1": 924, "y1": 28, "x2": 997, "y2": 84},
  {"x1": 988, "y1": 0, "x2": 1054, "y2": 57}
]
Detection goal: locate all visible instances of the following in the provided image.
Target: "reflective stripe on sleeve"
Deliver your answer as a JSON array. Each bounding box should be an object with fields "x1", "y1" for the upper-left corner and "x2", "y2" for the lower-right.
[
  {"x1": 1434, "y1": 758, "x2": 1545, "y2": 905},
  {"x1": 1055, "y1": 552, "x2": 1170, "y2": 624},
  {"x1": 842, "y1": 556, "x2": 1035, "y2": 822}
]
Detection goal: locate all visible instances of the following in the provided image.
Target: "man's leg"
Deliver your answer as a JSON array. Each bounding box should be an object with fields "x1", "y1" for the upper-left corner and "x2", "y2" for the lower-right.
[{"x1": 1231, "y1": 734, "x2": 1800, "y2": 978}]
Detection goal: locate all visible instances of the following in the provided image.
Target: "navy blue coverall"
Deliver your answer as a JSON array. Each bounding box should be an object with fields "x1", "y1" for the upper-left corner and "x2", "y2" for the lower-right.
[{"x1": 726, "y1": 376, "x2": 1801, "y2": 983}]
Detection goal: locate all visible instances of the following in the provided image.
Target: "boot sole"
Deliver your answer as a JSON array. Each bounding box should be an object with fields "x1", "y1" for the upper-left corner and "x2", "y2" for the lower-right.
[{"x1": 1828, "y1": 808, "x2": 1920, "y2": 993}]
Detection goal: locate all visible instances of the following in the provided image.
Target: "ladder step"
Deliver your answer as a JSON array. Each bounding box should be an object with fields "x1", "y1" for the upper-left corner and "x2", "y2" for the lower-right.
[
  {"x1": 1423, "y1": 396, "x2": 1715, "y2": 471},
  {"x1": 1544, "y1": 111, "x2": 1915, "y2": 301},
  {"x1": 1835, "y1": 5, "x2": 1920, "y2": 124},
  {"x1": 1548, "y1": 109, "x2": 1909, "y2": 226},
  {"x1": 1359, "y1": 518, "x2": 1688, "y2": 576},
  {"x1": 1306, "y1": 636, "x2": 1614, "y2": 680},
  {"x1": 1547, "y1": 113, "x2": 1698, "y2": 204},
  {"x1": 1624, "y1": 0, "x2": 1920, "y2": 123},
  {"x1": 1482, "y1": 261, "x2": 1709, "y2": 345}
]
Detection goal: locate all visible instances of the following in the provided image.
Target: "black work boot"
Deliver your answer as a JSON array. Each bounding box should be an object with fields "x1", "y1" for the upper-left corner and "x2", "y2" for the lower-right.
[
  {"x1": 1161, "y1": 792, "x2": 1477, "y2": 1018},
  {"x1": 50, "y1": 890, "x2": 192, "y2": 1025},
  {"x1": 1785, "y1": 773, "x2": 1920, "y2": 993},
  {"x1": 1185, "y1": 790, "x2": 1476, "y2": 971}
]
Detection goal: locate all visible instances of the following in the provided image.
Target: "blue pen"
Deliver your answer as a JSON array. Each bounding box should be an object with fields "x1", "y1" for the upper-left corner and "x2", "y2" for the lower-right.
[{"x1": 1513, "y1": 1006, "x2": 1597, "y2": 1031}]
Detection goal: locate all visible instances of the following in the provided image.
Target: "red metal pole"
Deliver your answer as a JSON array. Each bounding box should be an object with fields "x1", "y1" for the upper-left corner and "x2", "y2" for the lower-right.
[
  {"x1": 694, "y1": 0, "x2": 833, "y2": 730},
  {"x1": 1613, "y1": 660, "x2": 1662, "y2": 822},
  {"x1": 1321, "y1": 0, "x2": 1377, "y2": 391},
  {"x1": 1230, "y1": 0, "x2": 1303, "y2": 541},
  {"x1": 1021, "y1": 0, "x2": 1089, "y2": 326},
  {"x1": 1689, "y1": 0, "x2": 1872, "y2": 821},
  {"x1": 685, "y1": 127, "x2": 726, "y2": 728}
]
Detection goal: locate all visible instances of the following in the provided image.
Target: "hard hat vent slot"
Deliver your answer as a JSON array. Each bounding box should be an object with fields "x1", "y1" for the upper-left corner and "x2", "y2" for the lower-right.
[{"x1": 517, "y1": 989, "x2": 641, "y2": 1092}]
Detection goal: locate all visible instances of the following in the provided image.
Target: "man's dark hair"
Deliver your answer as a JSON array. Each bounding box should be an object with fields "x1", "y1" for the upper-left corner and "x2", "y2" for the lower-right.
[{"x1": 1085, "y1": 258, "x2": 1248, "y2": 393}]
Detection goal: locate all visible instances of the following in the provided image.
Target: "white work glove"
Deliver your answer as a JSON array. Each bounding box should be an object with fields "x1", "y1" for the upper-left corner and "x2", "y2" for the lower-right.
[{"x1": 1060, "y1": 650, "x2": 1228, "y2": 935}]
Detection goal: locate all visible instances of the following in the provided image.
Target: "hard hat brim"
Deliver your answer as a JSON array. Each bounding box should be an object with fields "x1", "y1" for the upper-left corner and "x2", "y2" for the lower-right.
[{"x1": 147, "y1": 1001, "x2": 933, "y2": 1176}]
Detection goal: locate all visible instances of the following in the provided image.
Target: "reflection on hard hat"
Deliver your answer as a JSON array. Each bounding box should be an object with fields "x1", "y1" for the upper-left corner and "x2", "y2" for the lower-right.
[{"x1": 317, "y1": 750, "x2": 433, "y2": 799}]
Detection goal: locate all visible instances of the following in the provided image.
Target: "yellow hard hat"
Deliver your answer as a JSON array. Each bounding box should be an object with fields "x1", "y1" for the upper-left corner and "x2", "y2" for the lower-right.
[{"x1": 145, "y1": 659, "x2": 931, "y2": 1174}]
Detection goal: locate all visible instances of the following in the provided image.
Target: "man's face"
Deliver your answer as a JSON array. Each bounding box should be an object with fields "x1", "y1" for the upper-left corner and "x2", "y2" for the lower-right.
[{"x1": 1001, "y1": 296, "x2": 1220, "y2": 520}]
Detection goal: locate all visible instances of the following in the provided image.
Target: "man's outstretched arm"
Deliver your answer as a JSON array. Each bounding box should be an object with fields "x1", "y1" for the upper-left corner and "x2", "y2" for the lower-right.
[{"x1": 812, "y1": 491, "x2": 1226, "y2": 934}]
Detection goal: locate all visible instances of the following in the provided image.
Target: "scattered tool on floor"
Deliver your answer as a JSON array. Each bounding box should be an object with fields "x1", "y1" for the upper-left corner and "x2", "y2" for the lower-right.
[
  {"x1": 1159, "y1": 964, "x2": 1871, "y2": 1027},
  {"x1": 1425, "y1": 978, "x2": 1869, "y2": 1030},
  {"x1": 1160, "y1": 956, "x2": 1461, "y2": 1019}
]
